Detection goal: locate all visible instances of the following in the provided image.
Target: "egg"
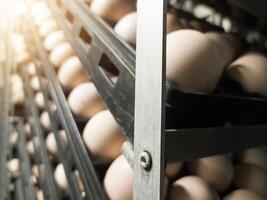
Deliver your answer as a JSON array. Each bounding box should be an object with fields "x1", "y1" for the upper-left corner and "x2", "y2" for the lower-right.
[
  {"x1": 166, "y1": 30, "x2": 238, "y2": 93},
  {"x1": 38, "y1": 19, "x2": 58, "y2": 37},
  {"x1": 45, "y1": 130, "x2": 68, "y2": 156},
  {"x1": 35, "y1": 189, "x2": 44, "y2": 200},
  {"x1": 114, "y1": 11, "x2": 183, "y2": 45},
  {"x1": 223, "y1": 189, "x2": 265, "y2": 200},
  {"x1": 54, "y1": 164, "x2": 68, "y2": 191},
  {"x1": 82, "y1": 110, "x2": 125, "y2": 160},
  {"x1": 24, "y1": 123, "x2": 31, "y2": 137},
  {"x1": 90, "y1": 0, "x2": 135, "y2": 23},
  {"x1": 104, "y1": 155, "x2": 133, "y2": 200},
  {"x1": 35, "y1": 92, "x2": 45, "y2": 110},
  {"x1": 32, "y1": 165, "x2": 39, "y2": 177},
  {"x1": 43, "y1": 31, "x2": 66, "y2": 51},
  {"x1": 7, "y1": 158, "x2": 20, "y2": 177},
  {"x1": 54, "y1": 164, "x2": 83, "y2": 192},
  {"x1": 31, "y1": 76, "x2": 41, "y2": 91},
  {"x1": 188, "y1": 154, "x2": 234, "y2": 191},
  {"x1": 49, "y1": 42, "x2": 74, "y2": 68},
  {"x1": 31, "y1": 175, "x2": 38, "y2": 185},
  {"x1": 27, "y1": 62, "x2": 37, "y2": 76},
  {"x1": 234, "y1": 163, "x2": 267, "y2": 197},
  {"x1": 68, "y1": 82, "x2": 106, "y2": 118},
  {"x1": 227, "y1": 52, "x2": 267, "y2": 97},
  {"x1": 169, "y1": 176, "x2": 219, "y2": 200},
  {"x1": 237, "y1": 147, "x2": 267, "y2": 171},
  {"x1": 166, "y1": 162, "x2": 183, "y2": 178},
  {"x1": 10, "y1": 75, "x2": 24, "y2": 106},
  {"x1": 40, "y1": 111, "x2": 51, "y2": 130},
  {"x1": 33, "y1": 9, "x2": 52, "y2": 27},
  {"x1": 57, "y1": 56, "x2": 90, "y2": 91},
  {"x1": 9, "y1": 131, "x2": 18, "y2": 146},
  {"x1": 26, "y1": 140, "x2": 35, "y2": 156}
]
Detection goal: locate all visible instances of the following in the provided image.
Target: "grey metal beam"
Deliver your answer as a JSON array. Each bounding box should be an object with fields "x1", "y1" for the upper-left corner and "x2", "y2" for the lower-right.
[{"x1": 134, "y1": 0, "x2": 167, "y2": 199}]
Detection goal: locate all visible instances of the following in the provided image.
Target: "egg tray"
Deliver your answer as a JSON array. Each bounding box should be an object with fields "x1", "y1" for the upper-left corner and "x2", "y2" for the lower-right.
[{"x1": 166, "y1": 78, "x2": 267, "y2": 129}]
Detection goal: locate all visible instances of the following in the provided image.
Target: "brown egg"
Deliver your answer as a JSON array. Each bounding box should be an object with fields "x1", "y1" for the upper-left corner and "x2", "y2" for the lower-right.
[
  {"x1": 49, "y1": 42, "x2": 74, "y2": 68},
  {"x1": 40, "y1": 111, "x2": 51, "y2": 130},
  {"x1": 43, "y1": 31, "x2": 66, "y2": 51},
  {"x1": 68, "y1": 82, "x2": 106, "y2": 118},
  {"x1": 57, "y1": 56, "x2": 90, "y2": 91},
  {"x1": 223, "y1": 189, "x2": 265, "y2": 200},
  {"x1": 169, "y1": 176, "x2": 219, "y2": 200},
  {"x1": 227, "y1": 52, "x2": 267, "y2": 97},
  {"x1": 7, "y1": 158, "x2": 20, "y2": 177},
  {"x1": 166, "y1": 30, "x2": 231, "y2": 93},
  {"x1": 188, "y1": 154, "x2": 234, "y2": 192},
  {"x1": 114, "y1": 11, "x2": 183, "y2": 45},
  {"x1": 35, "y1": 92, "x2": 45, "y2": 110},
  {"x1": 38, "y1": 19, "x2": 58, "y2": 37},
  {"x1": 166, "y1": 162, "x2": 183, "y2": 178},
  {"x1": 237, "y1": 147, "x2": 267, "y2": 171},
  {"x1": 90, "y1": 0, "x2": 135, "y2": 23},
  {"x1": 45, "y1": 130, "x2": 68, "y2": 156},
  {"x1": 234, "y1": 163, "x2": 267, "y2": 197},
  {"x1": 82, "y1": 110, "x2": 125, "y2": 160}
]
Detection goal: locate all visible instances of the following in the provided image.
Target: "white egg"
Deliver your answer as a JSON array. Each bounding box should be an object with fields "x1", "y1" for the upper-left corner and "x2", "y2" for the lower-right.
[
  {"x1": 43, "y1": 31, "x2": 66, "y2": 51},
  {"x1": 49, "y1": 42, "x2": 74, "y2": 68},
  {"x1": 7, "y1": 158, "x2": 20, "y2": 177},
  {"x1": 68, "y1": 82, "x2": 106, "y2": 118},
  {"x1": 40, "y1": 111, "x2": 51, "y2": 130},
  {"x1": 38, "y1": 19, "x2": 58, "y2": 37},
  {"x1": 45, "y1": 130, "x2": 68, "y2": 156},
  {"x1": 54, "y1": 164, "x2": 68, "y2": 191},
  {"x1": 35, "y1": 92, "x2": 45, "y2": 110},
  {"x1": 57, "y1": 56, "x2": 89, "y2": 91}
]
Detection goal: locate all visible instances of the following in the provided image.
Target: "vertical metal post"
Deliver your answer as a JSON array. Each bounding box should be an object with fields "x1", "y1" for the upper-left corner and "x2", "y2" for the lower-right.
[{"x1": 134, "y1": 0, "x2": 167, "y2": 199}]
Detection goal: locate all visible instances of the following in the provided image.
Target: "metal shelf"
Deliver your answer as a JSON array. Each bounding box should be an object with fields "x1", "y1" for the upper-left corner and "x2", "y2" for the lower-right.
[{"x1": 22, "y1": 9, "x2": 106, "y2": 199}]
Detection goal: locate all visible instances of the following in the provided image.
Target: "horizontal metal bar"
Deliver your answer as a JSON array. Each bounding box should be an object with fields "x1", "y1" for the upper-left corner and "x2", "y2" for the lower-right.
[{"x1": 166, "y1": 125, "x2": 267, "y2": 162}]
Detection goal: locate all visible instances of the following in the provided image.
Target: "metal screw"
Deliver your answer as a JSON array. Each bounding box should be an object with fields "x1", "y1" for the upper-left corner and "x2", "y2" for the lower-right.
[{"x1": 139, "y1": 151, "x2": 152, "y2": 171}]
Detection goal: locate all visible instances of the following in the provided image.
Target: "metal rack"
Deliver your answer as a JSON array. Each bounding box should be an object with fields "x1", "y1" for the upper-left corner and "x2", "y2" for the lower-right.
[{"x1": 2, "y1": 0, "x2": 267, "y2": 199}]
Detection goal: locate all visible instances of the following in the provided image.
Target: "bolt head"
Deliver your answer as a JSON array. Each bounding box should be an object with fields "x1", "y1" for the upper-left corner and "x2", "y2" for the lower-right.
[{"x1": 139, "y1": 151, "x2": 152, "y2": 171}]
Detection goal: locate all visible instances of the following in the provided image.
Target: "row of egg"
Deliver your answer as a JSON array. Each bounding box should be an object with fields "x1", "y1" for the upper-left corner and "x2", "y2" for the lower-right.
[{"x1": 103, "y1": 147, "x2": 267, "y2": 200}]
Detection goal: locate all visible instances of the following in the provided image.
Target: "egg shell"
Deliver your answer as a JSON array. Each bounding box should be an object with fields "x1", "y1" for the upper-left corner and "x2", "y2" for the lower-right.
[
  {"x1": 223, "y1": 189, "x2": 265, "y2": 200},
  {"x1": 227, "y1": 51, "x2": 267, "y2": 97},
  {"x1": 83, "y1": 110, "x2": 125, "y2": 160},
  {"x1": 38, "y1": 19, "x2": 58, "y2": 37},
  {"x1": 57, "y1": 56, "x2": 90, "y2": 91},
  {"x1": 166, "y1": 162, "x2": 183, "y2": 178},
  {"x1": 169, "y1": 176, "x2": 219, "y2": 200},
  {"x1": 114, "y1": 11, "x2": 183, "y2": 45},
  {"x1": 90, "y1": 0, "x2": 135, "y2": 23},
  {"x1": 43, "y1": 31, "x2": 66, "y2": 51},
  {"x1": 26, "y1": 140, "x2": 35, "y2": 156},
  {"x1": 9, "y1": 131, "x2": 18, "y2": 146},
  {"x1": 40, "y1": 111, "x2": 51, "y2": 130},
  {"x1": 166, "y1": 30, "x2": 226, "y2": 93},
  {"x1": 7, "y1": 158, "x2": 20, "y2": 177},
  {"x1": 45, "y1": 130, "x2": 68, "y2": 156},
  {"x1": 234, "y1": 163, "x2": 267, "y2": 197},
  {"x1": 68, "y1": 82, "x2": 106, "y2": 118},
  {"x1": 237, "y1": 147, "x2": 267, "y2": 171},
  {"x1": 54, "y1": 164, "x2": 68, "y2": 191},
  {"x1": 49, "y1": 42, "x2": 74, "y2": 68},
  {"x1": 35, "y1": 92, "x2": 45, "y2": 110},
  {"x1": 188, "y1": 154, "x2": 234, "y2": 192}
]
